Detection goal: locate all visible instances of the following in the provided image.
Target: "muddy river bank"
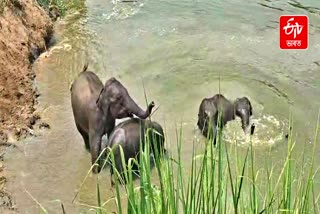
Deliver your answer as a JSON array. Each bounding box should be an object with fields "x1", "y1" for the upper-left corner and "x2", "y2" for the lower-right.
[{"x1": 0, "y1": 0, "x2": 56, "y2": 212}]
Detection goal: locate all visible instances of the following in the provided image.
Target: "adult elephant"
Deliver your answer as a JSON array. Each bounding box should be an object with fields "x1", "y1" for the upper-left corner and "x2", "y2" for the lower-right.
[
  {"x1": 197, "y1": 94, "x2": 253, "y2": 144},
  {"x1": 103, "y1": 118, "x2": 166, "y2": 185},
  {"x1": 70, "y1": 64, "x2": 155, "y2": 173}
]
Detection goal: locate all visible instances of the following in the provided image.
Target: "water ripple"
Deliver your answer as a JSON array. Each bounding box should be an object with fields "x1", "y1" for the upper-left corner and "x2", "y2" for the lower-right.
[
  {"x1": 288, "y1": 0, "x2": 320, "y2": 15},
  {"x1": 258, "y1": 3, "x2": 284, "y2": 12},
  {"x1": 105, "y1": 0, "x2": 146, "y2": 20},
  {"x1": 252, "y1": 79, "x2": 292, "y2": 104}
]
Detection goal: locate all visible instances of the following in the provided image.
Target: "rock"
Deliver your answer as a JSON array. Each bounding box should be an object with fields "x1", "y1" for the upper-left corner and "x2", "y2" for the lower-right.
[
  {"x1": 0, "y1": 190, "x2": 14, "y2": 210},
  {"x1": 27, "y1": 114, "x2": 40, "y2": 128},
  {"x1": 49, "y1": 5, "x2": 60, "y2": 21},
  {"x1": 39, "y1": 122, "x2": 50, "y2": 129},
  {"x1": 0, "y1": 132, "x2": 8, "y2": 143}
]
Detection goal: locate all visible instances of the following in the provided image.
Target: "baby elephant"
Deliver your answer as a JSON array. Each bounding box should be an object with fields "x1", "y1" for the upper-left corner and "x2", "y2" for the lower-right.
[
  {"x1": 197, "y1": 94, "x2": 253, "y2": 144},
  {"x1": 70, "y1": 64, "x2": 155, "y2": 174},
  {"x1": 104, "y1": 118, "x2": 166, "y2": 185}
]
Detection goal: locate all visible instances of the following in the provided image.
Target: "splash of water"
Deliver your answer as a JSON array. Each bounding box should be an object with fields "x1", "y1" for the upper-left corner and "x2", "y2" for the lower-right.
[
  {"x1": 104, "y1": 0, "x2": 146, "y2": 20},
  {"x1": 223, "y1": 114, "x2": 286, "y2": 146}
]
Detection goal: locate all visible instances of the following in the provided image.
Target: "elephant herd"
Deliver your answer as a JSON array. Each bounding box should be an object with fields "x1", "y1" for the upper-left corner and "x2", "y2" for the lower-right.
[{"x1": 70, "y1": 64, "x2": 254, "y2": 184}]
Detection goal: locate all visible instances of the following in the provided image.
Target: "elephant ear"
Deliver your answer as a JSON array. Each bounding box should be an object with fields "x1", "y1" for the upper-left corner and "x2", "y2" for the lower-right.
[
  {"x1": 102, "y1": 77, "x2": 121, "y2": 104},
  {"x1": 246, "y1": 97, "x2": 253, "y2": 116}
]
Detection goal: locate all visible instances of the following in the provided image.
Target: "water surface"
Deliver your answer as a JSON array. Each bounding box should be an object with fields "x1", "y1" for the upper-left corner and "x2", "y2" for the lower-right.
[{"x1": 5, "y1": 0, "x2": 320, "y2": 212}]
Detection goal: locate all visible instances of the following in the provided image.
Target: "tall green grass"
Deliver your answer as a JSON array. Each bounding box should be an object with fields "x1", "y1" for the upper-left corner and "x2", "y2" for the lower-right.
[
  {"x1": 28, "y1": 111, "x2": 320, "y2": 213},
  {"x1": 69, "y1": 109, "x2": 320, "y2": 214},
  {"x1": 36, "y1": 0, "x2": 84, "y2": 16},
  {"x1": 0, "y1": 0, "x2": 7, "y2": 14}
]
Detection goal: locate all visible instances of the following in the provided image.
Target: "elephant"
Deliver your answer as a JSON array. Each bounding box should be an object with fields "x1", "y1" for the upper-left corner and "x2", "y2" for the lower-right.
[
  {"x1": 70, "y1": 64, "x2": 155, "y2": 173},
  {"x1": 197, "y1": 94, "x2": 253, "y2": 144},
  {"x1": 103, "y1": 118, "x2": 166, "y2": 185}
]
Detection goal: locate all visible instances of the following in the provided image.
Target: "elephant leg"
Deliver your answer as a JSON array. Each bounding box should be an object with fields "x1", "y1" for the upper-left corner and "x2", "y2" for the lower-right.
[
  {"x1": 200, "y1": 118, "x2": 210, "y2": 138},
  {"x1": 211, "y1": 123, "x2": 218, "y2": 146},
  {"x1": 213, "y1": 132, "x2": 217, "y2": 145},
  {"x1": 110, "y1": 167, "x2": 115, "y2": 187},
  {"x1": 213, "y1": 123, "x2": 225, "y2": 145},
  {"x1": 89, "y1": 132, "x2": 102, "y2": 174},
  {"x1": 109, "y1": 151, "x2": 125, "y2": 185},
  {"x1": 81, "y1": 132, "x2": 90, "y2": 151},
  {"x1": 115, "y1": 153, "x2": 126, "y2": 184},
  {"x1": 76, "y1": 123, "x2": 90, "y2": 150}
]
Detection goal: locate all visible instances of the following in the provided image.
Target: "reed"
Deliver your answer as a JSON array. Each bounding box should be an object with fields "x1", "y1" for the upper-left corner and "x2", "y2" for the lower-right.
[
  {"x1": 84, "y1": 110, "x2": 319, "y2": 213},
  {"x1": 30, "y1": 110, "x2": 320, "y2": 213}
]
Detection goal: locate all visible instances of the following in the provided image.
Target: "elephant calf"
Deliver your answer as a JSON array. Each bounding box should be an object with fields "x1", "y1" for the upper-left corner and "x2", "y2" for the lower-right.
[
  {"x1": 197, "y1": 94, "x2": 253, "y2": 144},
  {"x1": 104, "y1": 118, "x2": 166, "y2": 185},
  {"x1": 70, "y1": 64, "x2": 155, "y2": 174}
]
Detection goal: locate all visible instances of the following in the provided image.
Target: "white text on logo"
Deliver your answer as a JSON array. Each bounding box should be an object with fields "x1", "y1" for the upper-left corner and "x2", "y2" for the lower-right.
[{"x1": 283, "y1": 17, "x2": 303, "y2": 39}]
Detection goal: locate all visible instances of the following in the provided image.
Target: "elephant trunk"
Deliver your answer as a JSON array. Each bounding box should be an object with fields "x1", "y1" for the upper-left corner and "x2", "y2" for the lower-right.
[
  {"x1": 126, "y1": 97, "x2": 154, "y2": 119},
  {"x1": 234, "y1": 97, "x2": 253, "y2": 134},
  {"x1": 238, "y1": 110, "x2": 250, "y2": 134}
]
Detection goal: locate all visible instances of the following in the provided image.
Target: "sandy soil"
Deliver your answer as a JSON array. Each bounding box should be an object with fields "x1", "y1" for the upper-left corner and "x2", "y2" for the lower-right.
[{"x1": 0, "y1": 0, "x2": 54, "y2": 211}]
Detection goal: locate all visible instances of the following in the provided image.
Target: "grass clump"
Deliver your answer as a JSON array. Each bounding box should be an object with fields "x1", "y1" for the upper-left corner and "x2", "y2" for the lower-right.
[
  {"x1": 36, "y1": 0, "x2": 84, "y2": 17},
  {"x1": 34, "y1": 111, "x2": 320, "y2": 213},
  {"x1": 0, "y1": 0, "x2": 8, "y2": 14},
  {"x1": 98, "y1": 111, "x2": 320, "y2": 214},
  {"x1": 36, "y1": 0, "x2": 66, "y2": 16}
]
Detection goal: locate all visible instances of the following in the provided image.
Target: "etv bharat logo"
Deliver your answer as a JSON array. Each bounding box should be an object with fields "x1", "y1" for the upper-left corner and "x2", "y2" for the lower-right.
[{"x1": 279, "y1": 15, "x2": 308, "y2": 49}]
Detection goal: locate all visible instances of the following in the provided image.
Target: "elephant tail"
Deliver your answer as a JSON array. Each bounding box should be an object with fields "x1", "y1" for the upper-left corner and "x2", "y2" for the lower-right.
[
  {"x1": 69, "y1": 63, "x2": 89, "y2": 92},
  {"x1": 70, "y1": 63, "x2": 89, "y2": 91},
  {"x1": 81, "y1": 62, "x2": 89, "y2": 73},
  {"x1": 69, "y1": 82, "x2": 73, "y2": 92}
]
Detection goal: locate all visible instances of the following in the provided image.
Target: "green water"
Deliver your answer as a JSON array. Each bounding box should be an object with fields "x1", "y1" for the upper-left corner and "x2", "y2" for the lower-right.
[{"x1": 5, "y1": 0, "x2": 320, "y2": 212}]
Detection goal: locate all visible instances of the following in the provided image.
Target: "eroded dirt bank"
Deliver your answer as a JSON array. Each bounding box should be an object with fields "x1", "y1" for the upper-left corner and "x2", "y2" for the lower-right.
[{"x1": 0, "y1": 0, "x2": 54, "y2": 211}]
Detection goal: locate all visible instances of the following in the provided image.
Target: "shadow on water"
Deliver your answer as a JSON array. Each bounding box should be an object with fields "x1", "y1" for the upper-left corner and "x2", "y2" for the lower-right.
[
  {"x1": 258, "y1": 0, "x2": 320, "y2": 14},
  {"x1": 3, "y1": 0, "x2": 320, "y2": 212},
  {"x1": 258, "y1": 3, "x2": 284, "y2": 12},
  {"x1": 288, "y1": 0, "x2": 320, "y2": 15}
]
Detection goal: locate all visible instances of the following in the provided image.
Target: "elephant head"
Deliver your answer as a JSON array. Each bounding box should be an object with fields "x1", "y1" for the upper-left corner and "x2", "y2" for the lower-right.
[
  {"x1": 234, "y1": 97, "x2": 253, "y2": 133},
  {"x1": 96, "y1": 77, "x2": 155, "y2": 120}
]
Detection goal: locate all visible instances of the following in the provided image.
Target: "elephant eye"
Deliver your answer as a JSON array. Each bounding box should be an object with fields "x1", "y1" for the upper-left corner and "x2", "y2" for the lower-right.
[{"x1": 116, "y1": 94, "x2": 121, "y2": 101}]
